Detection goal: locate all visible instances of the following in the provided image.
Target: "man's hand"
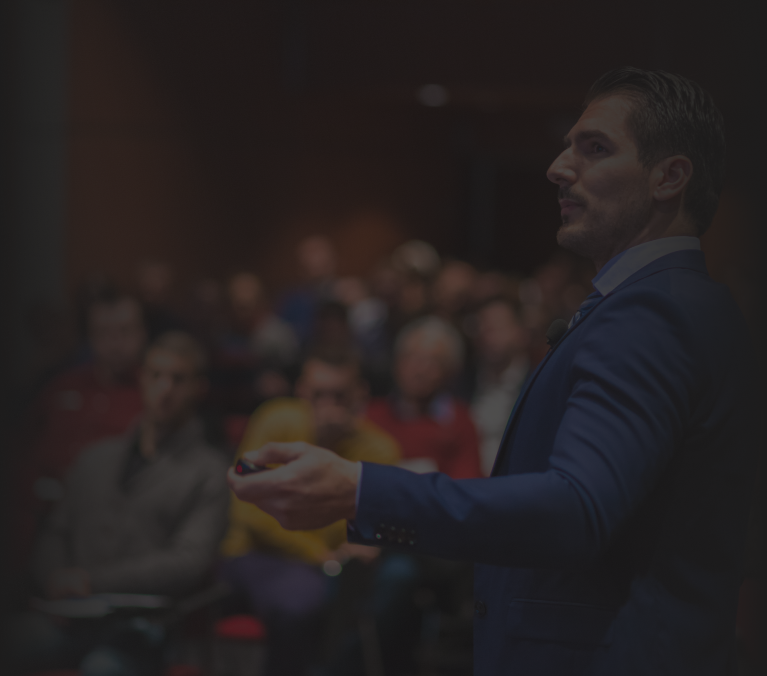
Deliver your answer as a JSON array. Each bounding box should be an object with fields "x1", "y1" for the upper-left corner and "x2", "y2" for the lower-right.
[
  {"x1": 46, "y1": 568, "x2": 91, "y2": 599},
  {"x1": 227, "y1": 442, "x2": 361, "y2": 530}
]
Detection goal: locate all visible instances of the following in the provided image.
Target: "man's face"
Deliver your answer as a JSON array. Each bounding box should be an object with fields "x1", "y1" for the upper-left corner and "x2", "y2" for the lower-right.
[
  {"x1": 475, "y1": 303, "x2": 528, "y2": 367},
  {"x1": 395, "y1": 333, "x2": 453, "y2": 402},
  {"x1": 547, "y1": 95, "x2": 654, "y2": 266},
  {"x1": 88, "y1": 299, "x2": 146, "y2": 378},
  {"x1": 140, "y1": 348, "x2": 205, "y2": 427},
  {"x1": 296, "y1": 359, "x2": 364, "y2": 446}
]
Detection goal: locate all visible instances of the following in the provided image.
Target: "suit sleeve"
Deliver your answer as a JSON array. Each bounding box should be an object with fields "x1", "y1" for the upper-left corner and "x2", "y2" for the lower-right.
[{"x1": 350, "y1": 289, "x2": 700, "y2": 567}]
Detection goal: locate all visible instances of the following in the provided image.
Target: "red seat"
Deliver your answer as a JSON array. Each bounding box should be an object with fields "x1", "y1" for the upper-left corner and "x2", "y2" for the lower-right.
[{"x1": 214, "y1": 614, "x2": 267, "y2": 641}]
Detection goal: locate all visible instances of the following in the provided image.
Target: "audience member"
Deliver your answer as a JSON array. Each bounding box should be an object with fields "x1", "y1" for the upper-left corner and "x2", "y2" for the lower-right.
[
  {"x1": 227, "y1": 272, "x2": 300, "y2": 370},
  {"x1": 366, "y1": 315, "x2": 481, "y2": 478},
  {"x1": 23, "y1": 291, "x2": 147, "y2": 490},
  {"x1": 431, "y1": 260, "x2": 477, "y2": 327},
  {"x1": 334, "y1": 276, "x2": 390, "y2": 394},
  {"x1": 278, "y1": 236, "x2": 339, "y2": 343},
  {"x1": 212, "y1": 273, "x2": 299, "y2": 416},
  {"x1": 7, "y1": 331, "x2": 231, "y2": 676},
  {"x1": 469, "y1": 299, "x2": 531, "y2": 476},
  {"x1": 219, "y1": 347, "x2": 399, "y2": 676},
  {"x1": 387, "y1": 240, "x2": 441, "y2": 331},
  {"x1": 307, "y1": 300, "x2": 355, "y2": 353},
  {"x1": 134, "y1": 260, "x2": 184, "y2": 339}
]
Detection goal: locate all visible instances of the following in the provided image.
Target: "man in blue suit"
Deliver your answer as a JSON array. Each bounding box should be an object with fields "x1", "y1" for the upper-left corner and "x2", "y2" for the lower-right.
[{"x1": 228, "y1": 68, "x2": 759, "y2": 675}]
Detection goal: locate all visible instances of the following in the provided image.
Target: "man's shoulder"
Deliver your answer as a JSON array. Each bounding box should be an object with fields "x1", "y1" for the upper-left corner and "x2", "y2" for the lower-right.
[
  {"x1": 66, "y1": 433, "x2": 132, "y2": 480},
  {"x1": 601, "y1": 259, "x2": 746, "y2": 343}
]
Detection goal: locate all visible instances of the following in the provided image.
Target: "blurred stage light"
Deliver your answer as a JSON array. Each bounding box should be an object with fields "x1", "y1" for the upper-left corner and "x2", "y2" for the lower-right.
[
  {"x1": 417, "y1": 84, "x2": 449, "y2": 107},
  {"x1": 323, "y1": 559, "x2": 343, "y2": 576}
]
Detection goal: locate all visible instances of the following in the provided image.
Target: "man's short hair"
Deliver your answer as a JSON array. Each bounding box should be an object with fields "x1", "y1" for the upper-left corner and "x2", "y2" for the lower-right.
[
  {"x1": 394, "y1": 315, "x2": 464, "y2": 372},
  {"x1": 148, "y1": 331, "x2": 208, "y2": 375},
  {"x1": 584, "y1": 66, "x2": 725, "y2": 235}
]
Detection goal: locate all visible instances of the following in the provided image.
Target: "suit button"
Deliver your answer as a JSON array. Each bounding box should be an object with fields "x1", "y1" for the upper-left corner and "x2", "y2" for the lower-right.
[{"x1": 474, "y1": 600, "x2": 487, "y2": 617}]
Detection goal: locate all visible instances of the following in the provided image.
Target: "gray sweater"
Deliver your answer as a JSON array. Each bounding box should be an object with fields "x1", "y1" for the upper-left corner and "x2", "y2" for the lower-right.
[{"x1": 34, "y1": 418, "x2": 231, "y2": 596}]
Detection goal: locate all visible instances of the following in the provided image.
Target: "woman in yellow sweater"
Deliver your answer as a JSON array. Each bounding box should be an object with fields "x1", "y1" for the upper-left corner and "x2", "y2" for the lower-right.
[{"x1": 218, "y1": 349, "x2": 400, "y2": 676}]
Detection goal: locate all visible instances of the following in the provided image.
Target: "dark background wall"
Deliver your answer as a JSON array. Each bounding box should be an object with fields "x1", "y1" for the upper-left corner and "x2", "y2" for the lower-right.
[{"x1": 64, "y1": 0, "x2": 763, "y2": 295}]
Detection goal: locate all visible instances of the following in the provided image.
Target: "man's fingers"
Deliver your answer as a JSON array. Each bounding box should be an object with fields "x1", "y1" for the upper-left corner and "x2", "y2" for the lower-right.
[{"x1": 242, "y1": 441, "x2": 309, "y2": 466}]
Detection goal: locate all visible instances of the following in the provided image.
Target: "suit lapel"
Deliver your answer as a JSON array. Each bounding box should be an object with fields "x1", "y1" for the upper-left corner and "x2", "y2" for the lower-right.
[{"x1": 489, "y1": 250, "x2": 708, "y2": 477}]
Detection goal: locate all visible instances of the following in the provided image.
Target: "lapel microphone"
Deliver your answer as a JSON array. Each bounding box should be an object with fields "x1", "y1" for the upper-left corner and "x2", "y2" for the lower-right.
[{"x1": 546, "y1": 319, "x2": 569, "y2": 347}]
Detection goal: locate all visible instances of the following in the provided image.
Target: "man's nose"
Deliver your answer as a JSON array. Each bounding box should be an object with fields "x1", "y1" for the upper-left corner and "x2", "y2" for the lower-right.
[{"x1": 546, "y1": 149, "x2": 576, "y2": 187}]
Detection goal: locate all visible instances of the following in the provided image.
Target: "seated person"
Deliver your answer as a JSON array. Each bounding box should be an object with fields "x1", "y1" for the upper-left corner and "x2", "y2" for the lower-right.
[
  {"x1": 469, "y1": 298, "x2": 531, "y2": 476},
  {"x1": 366, "y1": 315, "x2": 482, "y2": 479},
  {"x1": 359, "y1": 316, "x2": 481, "y2": 675},
  {"x1": 13, "y1": 289, "x2": 148, "y2": 573},
  {"x1": 25, "y1": 290, "x2": 147, "y2": 481},
  {"x1": 7, "y1": 331, "x2": 231, "y2": 676},
  {"x1": 219, "y1": 347, "x2": 400, "y2": 676}
]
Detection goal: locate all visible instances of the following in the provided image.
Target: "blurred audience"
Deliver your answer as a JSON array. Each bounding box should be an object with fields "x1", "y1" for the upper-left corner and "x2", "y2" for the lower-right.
[
  {"x1": 7, "y1": 331, "x2": 230, "y2": 676},
  {"x1": 219, "y1": 347, "x2": 399, "y2": 676},
  {"x1": 367, "y1": 316, "x2": 482, "y2": 479},
  {"x1": 469, "y1": 299, "x2": 531, "y2": 476},
  {"x1": 6, "y1": 235, "x2": 604, "y2": 675}
]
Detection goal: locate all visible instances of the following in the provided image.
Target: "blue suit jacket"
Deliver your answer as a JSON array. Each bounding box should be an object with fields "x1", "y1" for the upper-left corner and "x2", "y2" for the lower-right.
[{"x1": 350, "y1": 250, "x2": 759, "y2": 675}]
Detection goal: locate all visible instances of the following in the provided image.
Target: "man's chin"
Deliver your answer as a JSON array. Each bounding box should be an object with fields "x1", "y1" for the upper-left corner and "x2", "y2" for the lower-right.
[{"x1": 556, "y1": 222, "x2": 599, "y2": 260}]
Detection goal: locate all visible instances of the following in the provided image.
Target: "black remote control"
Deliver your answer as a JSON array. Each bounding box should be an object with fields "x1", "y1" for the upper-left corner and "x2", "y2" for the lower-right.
[{"x1": 235, "y1": 458, "x2": 269, "y2": 475}]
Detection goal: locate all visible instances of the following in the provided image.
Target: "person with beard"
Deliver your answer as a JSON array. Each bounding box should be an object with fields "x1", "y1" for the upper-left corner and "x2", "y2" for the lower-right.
[{"x1": 226, "y1": 68, "x2": 758, "y2": 675}]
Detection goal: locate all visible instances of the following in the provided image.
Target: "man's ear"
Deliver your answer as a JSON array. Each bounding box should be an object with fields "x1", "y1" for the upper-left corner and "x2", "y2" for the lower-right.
[{"x1": 652, "y1": 155, "x2": 693, "y2": 204}]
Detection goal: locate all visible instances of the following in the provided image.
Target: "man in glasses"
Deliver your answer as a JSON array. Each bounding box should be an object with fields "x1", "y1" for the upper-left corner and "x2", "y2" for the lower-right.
[{"x1": 219, "y1": 346, "x2": 399, "y2": 676}]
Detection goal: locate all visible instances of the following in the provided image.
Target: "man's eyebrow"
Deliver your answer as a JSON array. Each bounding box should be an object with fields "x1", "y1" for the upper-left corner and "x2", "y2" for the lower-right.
[{"x1": 563, "y1": 129, "x2": 611, "y2": 147}]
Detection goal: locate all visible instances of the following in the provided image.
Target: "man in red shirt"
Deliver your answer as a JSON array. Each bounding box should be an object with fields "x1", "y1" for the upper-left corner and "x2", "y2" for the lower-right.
[
  {"x1": 14, "y1": 291, "x2": 147, "y2": 565},
  {"x1": 367, "y1": 315, "x2": 482, "y2": 479},
  {"x1": 29, "y1": 292, "x2": 147, "y2": 480}
]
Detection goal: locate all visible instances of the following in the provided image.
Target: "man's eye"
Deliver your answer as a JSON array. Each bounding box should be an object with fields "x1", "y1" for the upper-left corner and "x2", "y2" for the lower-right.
[{"x1": 593, "y1": 143, "x2": 606, "y2": 153}]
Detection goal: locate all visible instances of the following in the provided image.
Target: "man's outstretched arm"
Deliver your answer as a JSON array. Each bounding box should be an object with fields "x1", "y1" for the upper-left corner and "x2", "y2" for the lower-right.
[{"x1": 228, "y1": 289, "x2": 698, "y2": 569}]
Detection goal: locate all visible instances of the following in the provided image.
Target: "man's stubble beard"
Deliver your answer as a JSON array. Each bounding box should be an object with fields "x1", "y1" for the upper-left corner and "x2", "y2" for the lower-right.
[{"x1": 556, "y1": 190, "x2": 653, "y2": 264}]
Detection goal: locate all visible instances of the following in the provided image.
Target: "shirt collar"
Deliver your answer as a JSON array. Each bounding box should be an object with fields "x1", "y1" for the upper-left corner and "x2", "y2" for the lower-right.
[{"x1": 592, "y1": 236, "x2": 701, "y2": 296}]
